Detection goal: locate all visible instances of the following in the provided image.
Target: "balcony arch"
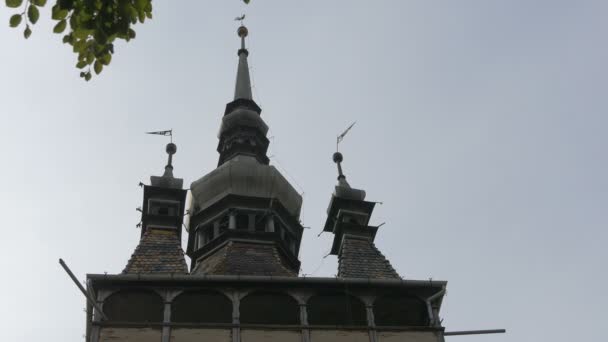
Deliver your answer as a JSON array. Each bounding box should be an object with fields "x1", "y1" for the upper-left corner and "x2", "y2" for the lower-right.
[
  {"x1": 240, "y1": 291, "x2": 300, "y2": 325},
  {"x1": 307, "y1": 292, "x2": 367, "y2": 326},
  {"x1": 172, "y1": 290, "x2": 233, "y2": 323},
  {"x1": 103, "y1": 289, "x2": 164, "y2": 322},
  {"x1": 373, "y1": 295, "x2": 429, "y2": 326}
]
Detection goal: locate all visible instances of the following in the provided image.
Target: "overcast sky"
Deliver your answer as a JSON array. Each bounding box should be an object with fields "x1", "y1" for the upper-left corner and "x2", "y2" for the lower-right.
[{"x1": 1, "y1": 1, "x2": 606, "y2": 341}]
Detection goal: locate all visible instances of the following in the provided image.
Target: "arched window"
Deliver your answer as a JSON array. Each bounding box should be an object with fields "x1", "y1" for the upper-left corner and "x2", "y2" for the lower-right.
[
  {"x1": 307, "y1": 292, "x2": 367, "y2": 326},
  {"x1": 172, "y1": 290, "x2": 232, "y2": 323},
  {"x1": 373, "y1": 295, "x2": 429, "y2": 326},
  {"x1": 240, "y1": 292, "x2": 300, "y2": 325},
  {"x1": 103, "y1": 290, "x2": 164, "y2": 322}
]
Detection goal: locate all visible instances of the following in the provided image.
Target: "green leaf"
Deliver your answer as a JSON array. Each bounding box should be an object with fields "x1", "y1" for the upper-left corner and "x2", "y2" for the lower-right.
[
  {"x1": 99, "y1": 53, "x2": 111, "y2": 65},
  {"x1": 58, "y1": 0, "x2": 75, "y2": 10},
  {"x1": 243, "y1": 0, "x2": 250, "y2": 3},
  {"x1": 5, "y1": 0, "x2": 23, "y2": 8},
  {"x1": 76, "y1": 61, "x2": 87, "y2": 69},
  {"x1": 93, "y1": 30, "x2": 108, "y2": 44},
  {"x1": 23, "y1": 26, "x2": 31, "y2": 38},
  {"x1": 84, "y1": 72, "x2": 92, "y2": 81},
  {"x1": 73, "y1": 28, "x2": 91, "y2": 39},
  {"x1": 73, "y1": 39, "x2": 86, "y2": 53},
  {"x1": 134, "y1": 0, "x2": 147, "y2": 11},
  {"x1": 32, "y1": 0, "x2": 46, "y2": 6},
  {"x1": 93, "y1": 60, "x2": 102, "y2": 74},
  {"x1": 127, "y1": 5, "x2": 138, "y2": 22},
  {"x1": 51, "y1": 5, "x2": 69, "y2": 20},
  {"x1": 27, "y1": 5, "x2": 40, "y2": 24},
  {"x1": 9, "y1": 14, "x2": 22, "y2": 27},
  {"x1": 53, "y1": 20, "x2": 67, "y2": 33}
]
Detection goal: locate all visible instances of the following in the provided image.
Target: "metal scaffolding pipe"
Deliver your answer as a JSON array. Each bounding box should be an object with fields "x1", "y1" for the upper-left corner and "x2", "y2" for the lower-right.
[
  {"x1": 59, "y1": 259, "x2": 108, "y2": 321},
  {"x1": 444, "y1": 329, "x2": 506, "y2": 336}
]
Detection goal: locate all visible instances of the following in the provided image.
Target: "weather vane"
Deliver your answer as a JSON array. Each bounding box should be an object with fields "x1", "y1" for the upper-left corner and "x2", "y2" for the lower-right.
[
  {"x1": 146, "y1": 129, "x2": 173, "y2": 142},
  {"x1": 336, "y1": 122, "x2": 356, "y2": 151},
  {"x1": 235, "y1": 14, "x2": 246, "y2": 25}
]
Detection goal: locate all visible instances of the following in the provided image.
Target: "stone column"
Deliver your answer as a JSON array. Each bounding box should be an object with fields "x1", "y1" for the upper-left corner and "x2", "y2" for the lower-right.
[
  {"x1": 299, "y1": 303, "x2": 310, "y2": 342},
  {"x1": 266, "y1": 216, "x2": 275, "y2": 232},
  {"x1": 360, "y1": 295, "x2": 377, "y2": 342},
  {"x1": 89, "y1": 310, "x2": 101, "y2": 342},
  {"x1": 89, "y1": 291, "x2": 104, "y2": 342},
  {"x1": 232, "y1": 292, "x2": 241, "y2": 342},
  {"x1": 293, "y1": 292, "x2": 312, "y2": 342},
  {"x1": 162, "y1": 290, "x2": 182, "y2": 342},
  {"x1": 366, "y1": 304, "x2": 376, "y2": 327},
  {"x1": 229, "y1": 213, "x2": 236, "y2": 230},
  {"x1": 162, "y1": 300, "x2": 171, "y2": 342},
  {"x1": 433, "y1": 305, "x2": 446, "y2": 342},
  {"x1": 366, "y1": 305, "x2": 378, "y2": 342},
  {"x1": 432, "y1": 305, "x2": 441, "y2": 327},
  {"x1": 197, "y1": 228, "x2": 204, "y2": 249}
]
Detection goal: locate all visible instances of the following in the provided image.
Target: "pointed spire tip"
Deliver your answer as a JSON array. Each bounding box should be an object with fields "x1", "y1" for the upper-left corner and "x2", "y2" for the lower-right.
[{"x1": 234, "y1": 24, "x2": 253, "y2": 101}]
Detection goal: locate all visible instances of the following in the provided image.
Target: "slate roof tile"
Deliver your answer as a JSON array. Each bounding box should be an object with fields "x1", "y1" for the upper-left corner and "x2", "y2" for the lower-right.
[
  {"x1": 123, "y1": 229, "x2": 188, "y2": 274},
  {"x1": 192, "y1": 241, "x2": 296, "y2": 276},
  {"x1": 338, "y1": 236, "x2": 400, "y2": 279}
]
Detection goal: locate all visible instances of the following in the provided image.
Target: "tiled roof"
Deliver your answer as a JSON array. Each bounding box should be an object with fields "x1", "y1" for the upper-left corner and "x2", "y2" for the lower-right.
[
  {"x1": 123, "y1": 229, "x2": 188, "y2": 274},
  {"x1": 338, "y1": 235, "x2": 400, "y2": 279},
  {"x1": 192, "y1": 240, "x2": 297, "y2": 276}
]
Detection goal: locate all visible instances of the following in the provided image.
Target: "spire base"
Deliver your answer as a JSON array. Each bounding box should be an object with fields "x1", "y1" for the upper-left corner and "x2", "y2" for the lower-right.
[{"x1": 224, "y1": 98, "x2": 262, "y2": 116}]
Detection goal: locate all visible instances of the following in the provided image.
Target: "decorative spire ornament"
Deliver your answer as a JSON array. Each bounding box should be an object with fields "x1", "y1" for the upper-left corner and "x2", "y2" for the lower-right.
[{"x1": 234, "y1": 22, "x2": 253, "y2": 100}]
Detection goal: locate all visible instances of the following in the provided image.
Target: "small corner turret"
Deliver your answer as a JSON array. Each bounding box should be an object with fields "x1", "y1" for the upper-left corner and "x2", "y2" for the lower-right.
[
  {"x1": 323, "y1": 151, "x2": 400, "y2": 279},
  {"x1": 141, "y1": 142, "x2": 187, "y2": 238},
  {"x1": 123, "y1": 142, "x2": 188, "y2": 274}
]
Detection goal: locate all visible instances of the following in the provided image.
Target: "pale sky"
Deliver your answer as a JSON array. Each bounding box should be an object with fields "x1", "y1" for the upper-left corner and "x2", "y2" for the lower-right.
[{"x1": 1, "y1": 1, "x2": 606, "y2": 341}]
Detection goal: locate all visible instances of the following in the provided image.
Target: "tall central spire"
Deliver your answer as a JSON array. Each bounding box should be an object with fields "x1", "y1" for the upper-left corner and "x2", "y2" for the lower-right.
[
  {"x1": 187, "y1": 22, "x2": 304, "y2": 277},
  {"x1": 215, "y1": 24, "x2": 267, "y2": 166},
  {"x1": 234, "y1": 25, "x2": 253, "y2": 100}
]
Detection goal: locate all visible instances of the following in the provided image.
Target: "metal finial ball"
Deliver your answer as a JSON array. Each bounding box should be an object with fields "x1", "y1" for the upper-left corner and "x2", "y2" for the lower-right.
[
  {"x1": 237, "y1": 26, "x2": 248, "y2": 38},
  {"x1": 333, "y1": 152, "x2": 343, "y2": 164},
  {"x1": 166, "y1": 143, "x2": 177, "y2": 155}
]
